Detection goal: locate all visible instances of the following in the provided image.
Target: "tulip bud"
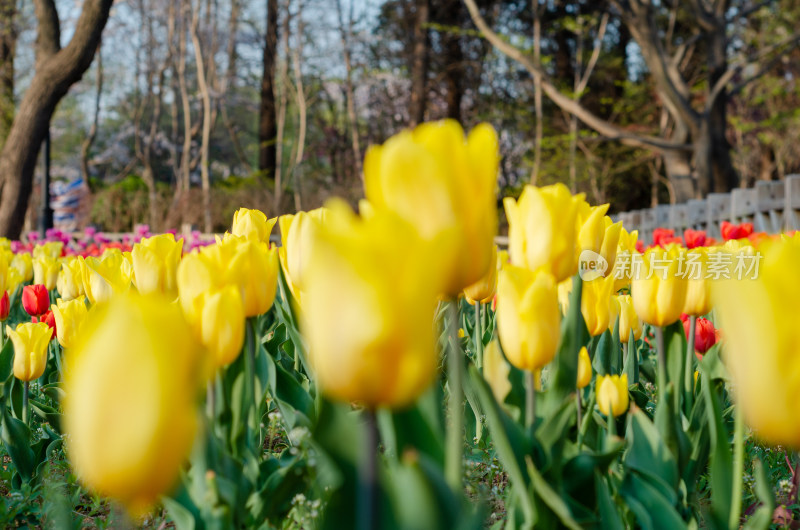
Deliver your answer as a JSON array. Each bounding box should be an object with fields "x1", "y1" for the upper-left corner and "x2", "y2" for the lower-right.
[
  {"x1": 596, "y1": 374, "x2": 629, "y2": 417},
  {"x1": 682, "y1": 315, "x2": 717, "y2": 358},
  {"x1": 577, "y1": 203, "x2": 610, "y2": 255},
  {"x1": 226, "y1": 240, "x2": 279, "y2": 317},
  {"x1": 617, "y1": 294, "x2": 642, "y2": 342},
  {"x1": 80, "y1": 250, "x2": 133, "y2": 305},
  {"x1": 200, "y1": 286, "x2": 245, "y2": 368},
  {"x1": 483, "y1": 339, "x2": 511, "y2": 404},
  {"x1": 0, "y1": 291, "x2": 9, "y2": 321},
  {"x1": 581, "y1": 274, "x2": 617, "y2": 337},
  {"x1": 496, "y1": 266, "x2": 560, "y2": 372},
  {"x1": 33, "y1": 255, "x2": 60, "y2": 290},
  {"x1": 7, "y1": 322, "x2": 52, "y2": 382},
  {"x1": 464, "y1": 245, "x2": 498, "y2": 303},
  {"x1": 600, "y1": 218, "x2": 623, "y2": 277},
  {"x1": 278, "y1": 208, "x2": 328, "y2": 302},
  {"x1": 33, "y1": 310, "x2": 57, "y2": 340},
  {"x1": 51, "y1": 298, "x2": 89, "y2": 349},
  {"x1": 22, "y1": 284, "x2": 50, "y2": 317},
  {"x1": 231, "y1": 207, "x2": 277, "y2": 244},
  {"x1": 504, "y1": 183, "x2": 583, "y2": 283},
  {"x1": 57, "y1": 257, "x2": 85, "y2": 301},
  {"x1": 33, "y1": 241, "x2": 63, "y2": 259},
  {"x1": 11, "y1": 253, "x2": 33, "y2": 282},
  {"x1": 131, "y1": 234, "x2": 184, "y2": 298},
  {"x1": 577, "y1": 346, "x2": 592, "y2": 389},
  {"x1": 682, "y1": 248, "x2": 712, "y2": 316},
  {"x1": 631, "y1": 245, "x2": 689, "y2": 326},
  {"x1": 63, "y1": 294, "x2": 202, "y2": 516}
]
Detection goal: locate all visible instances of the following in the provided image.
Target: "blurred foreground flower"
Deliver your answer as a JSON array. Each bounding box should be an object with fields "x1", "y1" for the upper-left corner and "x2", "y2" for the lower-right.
[
  {"x1": 302, "y1": 200, "x2": 441, "y2": 408},
  {"x1": 63, "y1": 294, "x2": 202, "y2": 516},
  {"x1": 714, "y1": 237, "x2": 800, "y2": 446}
]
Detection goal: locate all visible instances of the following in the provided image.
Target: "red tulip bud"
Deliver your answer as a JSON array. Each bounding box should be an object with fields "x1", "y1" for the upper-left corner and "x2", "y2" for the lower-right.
[
  {"x1": 0, "y1": 291, "x2": 9, "y2": 321},
  {"x1": 682, "y1": 315, "x2": 717, "y2": 359},
  {"x1": 22, "y1": 284, "x2": 50, "y2": 317}
]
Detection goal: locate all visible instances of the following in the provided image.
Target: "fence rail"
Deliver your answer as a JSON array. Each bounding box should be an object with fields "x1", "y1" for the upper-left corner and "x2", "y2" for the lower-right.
[{"x1": 613, "y1": 174, "x2": 800, "y2": 244}]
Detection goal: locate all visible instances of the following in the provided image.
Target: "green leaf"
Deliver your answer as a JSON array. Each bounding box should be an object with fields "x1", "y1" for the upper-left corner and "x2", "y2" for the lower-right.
[
  {"x1": 1, "y1": 407, "x2": 35, "y2": 481},
  {"x1": 595, "y1": 471, "x2": 624, "y2": 530},
  {"x1": 467, "y1": 365, "x2": 534, "y2": 525},
  {"x1": 620, "y1": 472, "x2": 687, "y2": 530},
  {"x1": 700, "y1": 371, "x2": 732, "y2": 527},
  {"x1": 592, "y1": 330, "x2": 613, "y2": 376},
  {"x1": 742, "y1": 458, "x2": 774, "y2": 530},
  {"x1": 525, "y1": 456, "x2": 581, "y2": 530},
  {"x1": 0, "y1": 339, "x2": 13, "y2": 383},
  {"x1": 549, "y1": 276, "x2": 589, "y2": 404},
  {"x1": 624, "y1": 408, "x2": 678, "y2": 495},
  {"x1": 624, "y1": 333, "x2": 638, "y2": 384}
]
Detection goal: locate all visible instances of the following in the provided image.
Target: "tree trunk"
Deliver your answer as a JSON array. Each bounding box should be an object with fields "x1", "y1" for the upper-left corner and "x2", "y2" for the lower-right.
[
  {"x1": 259, "y1": 0, "x2": 279, "y2": 179},
  {"x1": 0, "y1": 0, "x2": 112, "y2": 238},
  {"x1": 0, "y1": 0, "x2": 15, "y2": 147},
  {"x1": 190, "y1": 0, "x2": 213, "y2": 233},
  {"x1": 408, "y1": 0, "x2": 428, "y2": 126},
  {"x1": 530, "y1": 0, "x2": 542, "y2": 184},
  {"x1": 80, "y1": 40, "x2": 102, "y2": 192},
  {"x1": 335, "y1": 0, "x2": 362, "y2": 180}
]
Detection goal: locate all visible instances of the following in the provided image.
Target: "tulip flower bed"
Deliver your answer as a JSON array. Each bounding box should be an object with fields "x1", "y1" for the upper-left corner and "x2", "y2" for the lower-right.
[{"x1": 1, "y1": 120, "x2": 800, "y2": 529}]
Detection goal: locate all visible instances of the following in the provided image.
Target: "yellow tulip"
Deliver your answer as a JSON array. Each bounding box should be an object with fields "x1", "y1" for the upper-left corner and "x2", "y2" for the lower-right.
[
  {"x1": 231, "y1": 207, "x2": 277, "y2": 244},
  {"x1": 51, "y1": 298, "x2": 89, "y2": 349},
  {"x1": 577, "y1": 203, "x2": 610, "y2": 255},
  {"x1": 596, "y1": 374, "x2": 629, "y2": 417},
  {"x1": 63, "y1": 294, "x2": 202, "y2": 516},
  {"x1": 496, "y1": 265, "x2": 560, "y2": 372},
  {"x1": 302, "y1": 200, "x2": 441, "y2": 408},
  {"x1": 713, "y1": 238, "x2": 800, "y2": 447},
  {"x1": 226, "y1": 240, "x2": 279, "y2": 317},
  {"x1": 612, "y1": 227, "x2": 639, "y2": 292},
  {"x1": 200, "y1": 286, "x2": 245, "y2": 368},
  {"x1": 80, "y1": 250, "x2": 133, "y2": 305},
  {"x1": 278, "y1": 208, "x2": 328, "y2": 300},
  {"x1": 6, "y1": 268, "x2": 22, "y2": 297},
  {"x1": 0, "y1": 249, "x2": 9, "y2": 294},
  {"x1": 577, "y1": 346, "x2": 592, "y2": 389},
  {"x1": 364, "y1": 120, "x2": 499, "y2": 295},
  {"x1": 33, "y1": 254, "x2": 60, "y2": 290},
  {"x1": 11, "y1": 253, "x2": 33, "y2": 282},
  {"x1": 57, "y1": 257, "x2": 85, "y2": 301},
  {"x1": 683, "y1": 248, "x2": 712, "y2": 316},
  {"x1": 581, "y1": 274, "x2": 618, "y2": 337},
  {"x1": 8, "y1": 322, "x2": 52, "y2": 382},
  {"x1": 131, "y1": 234, "x2": 183, "y2": 298},
  {"x1": 484, "y1": 340, "x2": 511, "y2": 404},
  {"x1": 557, "y1": 277, "x2": 573, "y2": 315},
  {"x1": 617, "y1": 294, "x2": 642, "y2": 342},
  {"x1": 464, "y1": 245, "x2": 498, "y2": 303},
  {"x1": 631, "y1": 245, "x2": 688, "y2": 326},
  {"x1": 600, "y1": 218, "x2": 623, "y2": 277},
  {"x1": 33, "y1": 241, "x2": 63, "y2": 260},
  {"x1": 504, "y1": 183, "x2": 583, "y2": 283},
  {"x1": 177, "y1": 251, "x2": 219, "y2": 325}
]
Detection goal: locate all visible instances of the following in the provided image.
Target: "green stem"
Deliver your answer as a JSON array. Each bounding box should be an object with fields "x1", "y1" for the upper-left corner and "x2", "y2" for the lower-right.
[
  {"x1": 575, "y1": 391, "x2": 583, "y2": 438},
  {"x1": 206, "y1": 378, "x2": 216, "y2": 420},
  {"x1": 684, "y1": 315, "x2": 696, "y2": 413},
  {"x1": 578, "y1": 392, "x2": 595, "y2": 447},
  {"x1": 358, "y1": 408, "x2": 380, "y2": 530},
  {"x1": 474, "y1": 302, "x2": 484, "y2": 371},
  {"x1": 445, "y1": 301, "x2": 464, "y2": 492},
  {"x1": 729, "y1": 404, "x2": 745, "y2": 529},
  {"x1": 525, "y1": 371, "x2": 536, "y2": 430},
  {"x1": 655, "y1": 327, "x2": 667, "y2": 402},
  {"x1": 22, "y1": 381, "x2": 29, "y2": 425}
]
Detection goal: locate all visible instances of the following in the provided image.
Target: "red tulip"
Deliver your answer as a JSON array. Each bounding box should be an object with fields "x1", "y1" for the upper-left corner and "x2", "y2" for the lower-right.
[
  {"x1": 0, "y1": 291, "x2": 8, "y2": 322},
  {"x1": 22, "y1": 284, "x2": 50, "y2": 317},
  {"x1": 32, "y1": 310, "x2": 57, "y2": 340},
  {"x1": 683, "y1": 229, "x2": 707, "y2": 249},
  {"x1": 682, "y1": 314, "x2": 717, "y2": 359},
  {"x1": 720, "y1": 221, "x2": 754, "y2": 241}
]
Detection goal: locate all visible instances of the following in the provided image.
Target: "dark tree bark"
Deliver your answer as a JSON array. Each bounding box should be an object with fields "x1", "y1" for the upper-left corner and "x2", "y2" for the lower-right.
[
  {"x1": 0, "y1": 0, "x2": 15, "y2": 146},
  {"x1": 258, "y1": 0, "x2": 279, "y2": 179},
  {"x1": 0, "y1": 0, "x2": 112, "y2": 238},
  {"x1": 440, "y1": 0, "x2": 464, "y2": 121},
  {"x1": 408, "y1": 0, "x2": 429, "y2": 126}
]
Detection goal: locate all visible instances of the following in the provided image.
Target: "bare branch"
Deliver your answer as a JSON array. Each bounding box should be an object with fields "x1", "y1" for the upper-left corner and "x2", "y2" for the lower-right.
[
  {"x1": 33, "y1": 0, "x2": 60, "y2": 62},
  {"x1": 463, "y1": 0, "x2": 690, "y2": 153}
]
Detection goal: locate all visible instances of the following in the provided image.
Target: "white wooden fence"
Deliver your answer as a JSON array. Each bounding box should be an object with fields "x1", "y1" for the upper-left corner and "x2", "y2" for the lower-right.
[{"x1": 613, "y1": 174, "x2": 800, "y2": 244}]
